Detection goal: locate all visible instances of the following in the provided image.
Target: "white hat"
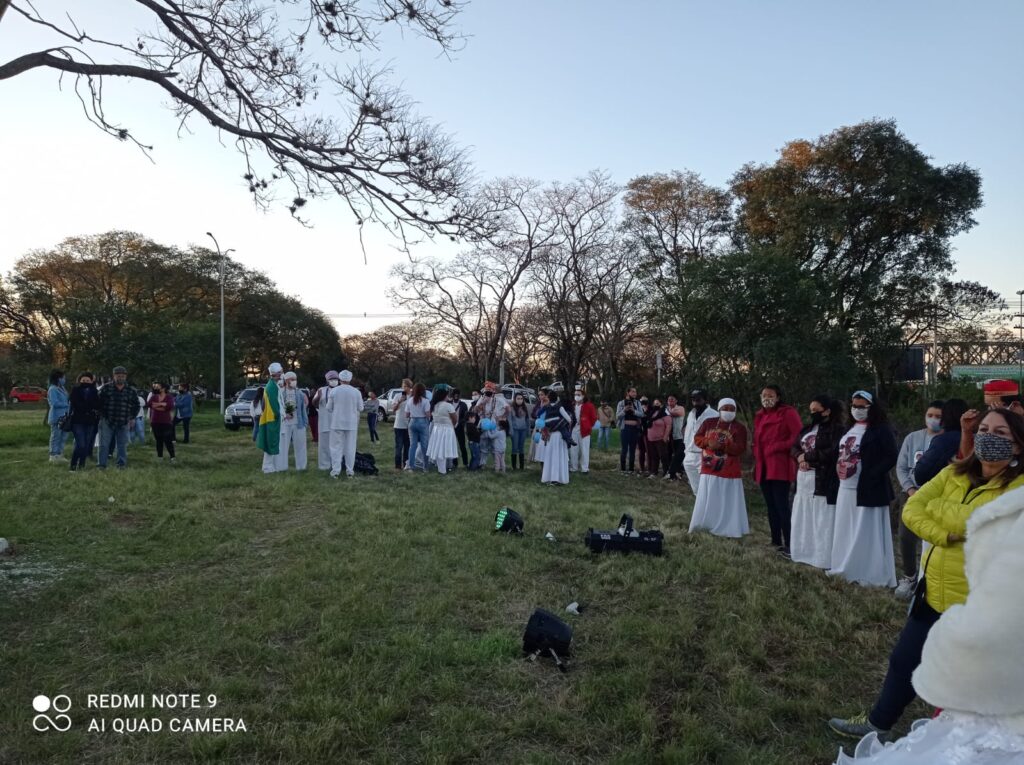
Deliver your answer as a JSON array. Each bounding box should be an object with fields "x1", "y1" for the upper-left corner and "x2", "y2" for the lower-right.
[
  {"x1": 268, "y1": 362, "x2": 283, "y2": 374},
  {"x1": 339, "y1": 370, "x2": 353, "y2": 382},
  {"x1": 325, "y1": 370, "x2": 339, "y2": 381},
  {"x1": 717, "y1": 397, "x2": 737, "y2": 409},
  {"x1": 283, "y1": 371, "x2": 297, "y2": 381}
]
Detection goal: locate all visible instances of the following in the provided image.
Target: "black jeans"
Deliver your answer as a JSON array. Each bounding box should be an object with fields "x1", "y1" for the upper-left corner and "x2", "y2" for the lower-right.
[
  {"x1": 455, "y1": 426, "x2": 468, "y2": 466},
  {"x1": 368, "y1": 413, "x2": 379, "y2": 442},
  {"x1": 152, "y1": 423, "x2": 176, "y2": 458},
  {"x1": 175, "y1": 416, "x2": 192, "y2": 443},
  {"x1": 619, "y1": 426, "x2": 639, "y2": 471},
  {"x1": 869, "y1": 602, "x2": 941, "y2": 730},
  {"x1": 394, "y1": 427, "x2": 409, "y2": 468},
  {"x1": 668, "y1": 438, "x2": 686, "y2": 478},
  {"x1": 760, "y1": 479, "x2": 792, "y2": 547}
]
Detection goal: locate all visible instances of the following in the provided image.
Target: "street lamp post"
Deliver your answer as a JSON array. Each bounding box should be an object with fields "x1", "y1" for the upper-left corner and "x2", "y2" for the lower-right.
[
  {"x1": 206, "y1": 233, "x2": 235, "y2": 415},
  {"x1": 1015, "y1": 289, "x2": 1024, "y2": 392}
]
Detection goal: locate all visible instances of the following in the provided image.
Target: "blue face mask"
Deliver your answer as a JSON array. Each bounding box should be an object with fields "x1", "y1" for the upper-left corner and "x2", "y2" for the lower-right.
[{"x1": 59, "y1": 377, "x2": 66, "y2": 386}]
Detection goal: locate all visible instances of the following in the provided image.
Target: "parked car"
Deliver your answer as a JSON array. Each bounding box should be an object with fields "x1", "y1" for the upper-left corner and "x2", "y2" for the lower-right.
[
  {"x1": 8, "y1": 386, "x2": 46, "y2": 403},
  {"x1": 501, "y1": 383, "x2": 535, "y2": 396},
  {"x1": 501, "y1": 389, "x2": 537, "y2": 406},
  {"x1": 384, "y1": 386, "x2": 435, "y2": 420},
  {"x1": 224, "y1": 387, "x2": 262, "y2": 430}
]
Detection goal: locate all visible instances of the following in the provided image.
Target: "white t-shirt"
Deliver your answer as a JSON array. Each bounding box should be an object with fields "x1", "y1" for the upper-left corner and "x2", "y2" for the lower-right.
[
  {"x1": 432, "y1": 401, "x2": 455, "y2": 427},
  {"x1": 405, "y1": 397, "x2": 431, "y2": 419},
  {"x1": 837, "y1": 423, "x2": 867, "y2": 490},
  {"x1": 799, "y1": 426, "x2": 818, "y2": 472}
]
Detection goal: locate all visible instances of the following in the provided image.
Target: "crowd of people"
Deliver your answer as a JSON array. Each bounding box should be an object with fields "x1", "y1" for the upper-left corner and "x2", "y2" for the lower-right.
[
  {"x1": 34, "y1": 362, "x2": 1024, "y2": 760},
  {"x1": 44, "y1": 366, "x2": 195, "y2": 470}
]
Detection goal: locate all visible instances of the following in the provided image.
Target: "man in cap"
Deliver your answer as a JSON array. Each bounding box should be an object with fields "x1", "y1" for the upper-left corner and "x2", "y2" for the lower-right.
[
  {"x1": 311, "y1": 371, "x2": 338, "y2": 470},
  {"x1": 97, "y1": 365, "x2": 141, "y2": 469},
  {"x1": 327, "y1": 369, "x2": 364, "y2": 478},
  {"x1": 256, "y1": 362, "x2": 284, "y2": 473},
  {"x1": 682, "y1": 389, "x2": 718, "y2": 495},
  {"x1": 276, "y1": 371, "x2": 309, "y2": 471}
]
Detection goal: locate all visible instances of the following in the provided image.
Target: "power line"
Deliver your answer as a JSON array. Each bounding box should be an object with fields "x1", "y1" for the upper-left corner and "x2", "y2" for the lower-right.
[{"x1": 325, "y1": 312, "x2": 414, "y2": 319}]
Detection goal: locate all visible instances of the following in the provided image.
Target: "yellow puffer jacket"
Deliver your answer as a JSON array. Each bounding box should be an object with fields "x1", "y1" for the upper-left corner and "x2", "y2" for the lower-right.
[{"x1": 903, "y1": 466, "x2": 1024, "y2": 613}]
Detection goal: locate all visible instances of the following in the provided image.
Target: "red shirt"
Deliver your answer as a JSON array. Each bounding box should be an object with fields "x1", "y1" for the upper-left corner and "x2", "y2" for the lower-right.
[
  {"x1": 147, "y1": 393, "x2": 176, "y2": 425},
  {"x1": 694, "y1": 418, "x2": 748, "y2": 479},
  {"x1": 753, "y1": 404, "x2": 802, "y2": 482},
  {"x1": 576, "y1": 401, "x2": 597, "y2": 437}
]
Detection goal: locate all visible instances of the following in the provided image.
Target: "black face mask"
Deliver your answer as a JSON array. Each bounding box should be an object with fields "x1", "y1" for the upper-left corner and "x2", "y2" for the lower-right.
[
  {"x1": 485, "y1": 391, "x2": 493, "y2": 397},
  {"x1": 694, "y1": 402, "x2": 707, "y2": 414},
  {"x1": 811, "y1": 412, "x2": 824, "y2": 424}
]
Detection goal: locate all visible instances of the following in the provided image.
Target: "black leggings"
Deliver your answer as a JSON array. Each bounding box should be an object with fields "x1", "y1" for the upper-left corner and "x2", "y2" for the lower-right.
[{"x1": 152, "y1": 423, "x2": 176, "y2": 458}]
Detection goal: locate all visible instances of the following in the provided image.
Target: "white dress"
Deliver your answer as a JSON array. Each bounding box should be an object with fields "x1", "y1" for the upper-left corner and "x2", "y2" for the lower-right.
[
  {"x1": 689, "y1": 474, "x2": 749, "y2": 538},
  {"x1": 829, "y1": 424, "x2": 897, "y2": 587},
  {"x1": 540, "y1": 406, "x2": 571, "y2": 484},
  {"x1": 425, "y1": 402, "x2": 458, "y2": 463},
  {"x1": 834, "y1": 712, "x2": 1024, "y2": 764},
  {"x1": 791, "y1": 426, "x2": 834, "y2": 568}
]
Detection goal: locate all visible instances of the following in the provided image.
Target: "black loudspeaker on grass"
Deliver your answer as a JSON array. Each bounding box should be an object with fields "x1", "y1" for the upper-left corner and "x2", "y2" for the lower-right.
[
  {"x1": 523, "y1": 608, "x2": 572, "y2": 672},
  {"x1": 585, "y1": 514, "x2": 664, "y2": 556}
]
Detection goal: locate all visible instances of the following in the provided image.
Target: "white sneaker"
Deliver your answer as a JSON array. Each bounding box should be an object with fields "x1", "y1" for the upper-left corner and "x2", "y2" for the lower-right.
[{"x1": 894, "y1": 575, "x2": 916, "y2": 600}]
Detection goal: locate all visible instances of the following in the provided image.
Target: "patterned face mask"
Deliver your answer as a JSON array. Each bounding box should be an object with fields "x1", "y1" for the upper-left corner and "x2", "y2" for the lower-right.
[{"x1": 974, "y1": 433, "x2": 1015, "y2": 464}]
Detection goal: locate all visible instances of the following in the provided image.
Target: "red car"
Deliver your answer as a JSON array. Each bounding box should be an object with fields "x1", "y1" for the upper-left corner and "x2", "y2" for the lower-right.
[{"x1": 8, "y1": 386, "x2": 46, "y2": 403}]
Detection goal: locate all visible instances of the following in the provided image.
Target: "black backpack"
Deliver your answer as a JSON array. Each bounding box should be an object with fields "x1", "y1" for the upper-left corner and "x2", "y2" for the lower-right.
[{"x1": 353, "y1": 452, "x2": 378, "y2": 475}]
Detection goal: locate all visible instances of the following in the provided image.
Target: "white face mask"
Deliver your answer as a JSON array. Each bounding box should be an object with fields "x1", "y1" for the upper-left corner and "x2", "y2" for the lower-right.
[
  {"x1": 851, "y1": 407, "x2": 869, "y2": 422},
  {"x1": 328, "y1": 380, "x2": 339, "y2": 388},
  {"x1": 574, "y1": 395, "x2": 583, "y2": 402},
  {"x1": 287, "y1": 381, "x2": 297, "y2": 389},
  {"x1": 926, "y1": 416, "x2": 942, "y2": 432},
  {"x1": 720, "y1": 410, "x2": 736, "y2": 423}
]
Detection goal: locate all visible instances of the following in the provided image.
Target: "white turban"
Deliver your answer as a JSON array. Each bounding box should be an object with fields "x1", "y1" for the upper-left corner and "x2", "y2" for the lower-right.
[
  {"x1": 339, "y1": 370, "x2": 353, "y2": 382},
  {"x1": 283, "y1": 371, "x2": 297, "y2": 381},
  {"x1": 268, "y1": 362, "x2": 283, "y2": 374},
  {"x1": 718, "y1": 397, "x2": 737, "y2": 409}
]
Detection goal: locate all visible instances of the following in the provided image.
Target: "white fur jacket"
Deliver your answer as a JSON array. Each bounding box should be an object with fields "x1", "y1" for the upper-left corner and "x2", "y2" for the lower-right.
[{"x1": 912, "y1": 484, "x2": 1024, "y2": 732}]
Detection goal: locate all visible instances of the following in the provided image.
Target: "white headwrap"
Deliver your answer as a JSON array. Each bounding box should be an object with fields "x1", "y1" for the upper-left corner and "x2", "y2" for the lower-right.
[
  {"x1": 717, "y1": 397, "x2": 737, "y2": 409},
  {"x1": 339, "y1": 370, "x2": 353, "y2": 382},
  {"x1": 268, "y1": 362, "x2": 283, "y2": 375},
  {"x1": 283, "y1": 371, "x2": 297, "y2": 382}
]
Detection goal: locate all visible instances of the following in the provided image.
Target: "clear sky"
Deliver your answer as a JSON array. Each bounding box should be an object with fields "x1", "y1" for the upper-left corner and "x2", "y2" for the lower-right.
[{"x1": 2, "y1": 1, "x2": 1022, "y2": 336}]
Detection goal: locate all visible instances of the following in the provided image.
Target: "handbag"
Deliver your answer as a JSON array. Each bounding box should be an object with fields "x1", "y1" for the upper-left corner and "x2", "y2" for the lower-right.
[
  {"x1": 58, "y1": 412, "x2": 73, "y2": 433},
  {"x1": 908, "y1": 546, "x2": 936, "y2": 619}
]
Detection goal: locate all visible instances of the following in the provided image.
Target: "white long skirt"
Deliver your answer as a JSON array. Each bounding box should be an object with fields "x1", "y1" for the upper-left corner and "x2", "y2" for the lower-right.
[
  {"x1": 425, "y1": 424, "x2": 458, "y2": 462},
  {"x1": 688, "y1": 474, "x2": 749, "y2": 538},
  {"x1": 834, "y1": 712, "x2": 1024, "y2": 764},
  {"x1": 790, "y1": 470, "x2": 835, "y2": 569},
  {"x1": 829, "y1": 488, "x2": 897, "y2": 588},
  {"x1": 532, "y1": 432, "x2": 546, "y2": 463},
  {"x1": 541, "y1": 432, "x2": 569, "y2": 484}
]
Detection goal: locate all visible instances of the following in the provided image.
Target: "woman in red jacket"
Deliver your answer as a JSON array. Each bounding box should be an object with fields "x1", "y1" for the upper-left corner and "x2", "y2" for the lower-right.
[
  {"x1": 688, "y1": 398, "x2": 749, "y2": 538},
  {"x1": 754, "y1": 384, "x2": 803, "y2": 555}
]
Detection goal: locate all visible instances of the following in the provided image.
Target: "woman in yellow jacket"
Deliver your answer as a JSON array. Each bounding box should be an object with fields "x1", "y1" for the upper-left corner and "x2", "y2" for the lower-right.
[{"x1": 830, "y1": 407, "x2": 1024, "y2": 743}]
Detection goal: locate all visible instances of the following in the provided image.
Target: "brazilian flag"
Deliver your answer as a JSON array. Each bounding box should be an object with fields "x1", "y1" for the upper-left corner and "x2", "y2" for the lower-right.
[{"x1": 256, "y1": 379, "x2": 281, "y2": 455}]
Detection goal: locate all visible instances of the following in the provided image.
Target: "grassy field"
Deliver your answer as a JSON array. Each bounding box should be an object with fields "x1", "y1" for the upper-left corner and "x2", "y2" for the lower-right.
[{"x1": 0, "y1": 407, "x2": 923, "y2": 764}]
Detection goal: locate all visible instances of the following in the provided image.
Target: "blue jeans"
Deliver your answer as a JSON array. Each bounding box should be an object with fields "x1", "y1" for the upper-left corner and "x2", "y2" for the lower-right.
[
  {"x1": 98, "y1": 420, "x2": 130, "y2": 467},
  {"x1": 620, "y1": 426, "x2": 639, "y2": 471},
  {"x1": 367, "y1": 412, "x2": 379, "y2": 442},
  {"x1": 130, "y1": 416, "x2": 146, "y2": 444},
  {"x1": 49, "y1": 423, "x2": 68, "y2": 456},
  {"x1": 71, "y1": 423, "x2": 97, "y2": 468},
  {"x1": 469, "y1": 441, "x2": 481, "y2": 470},
  {"x1": 408, "y1": 418, "x2": 430, "y2": 471},
  {"x1": 596, "y1": 425, "x2": 610, "y2": 449},
  {"x1": 510, "y1": 427, "x2": 528, "y2": 455},
  {"x1": 394, "y1": 427, "x2": 409, "y2": 468}
]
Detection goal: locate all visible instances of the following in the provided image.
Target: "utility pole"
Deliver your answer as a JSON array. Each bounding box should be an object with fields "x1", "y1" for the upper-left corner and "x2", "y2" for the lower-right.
[{"x1": 206, "y1": 233, "x2": 235, "y2": 414}]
